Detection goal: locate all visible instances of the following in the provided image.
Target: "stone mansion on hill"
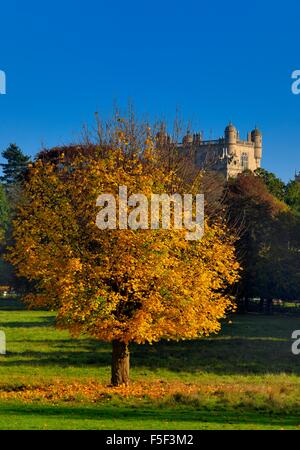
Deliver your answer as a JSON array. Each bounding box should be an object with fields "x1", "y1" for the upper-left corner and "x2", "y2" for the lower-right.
[
  {"x1": 178, "y1": 122, "x2": 262, "y2": 179},
  {"x1": 40, "y1": 122, "x2": 262, "y2": 180}
]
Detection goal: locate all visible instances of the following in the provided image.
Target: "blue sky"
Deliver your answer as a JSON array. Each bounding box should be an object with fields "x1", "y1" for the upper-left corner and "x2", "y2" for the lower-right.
[{"x1": 0, "y1": 0, "x2": 300, "y2": 181}]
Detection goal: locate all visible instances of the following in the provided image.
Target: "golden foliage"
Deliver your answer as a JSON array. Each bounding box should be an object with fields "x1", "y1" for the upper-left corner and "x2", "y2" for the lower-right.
[
  {"x1": 8, "y1": 131, "x2": 240, "y2": 345},
  {"x1": 0, "y1": 379, "x2": 280, "y2": 404}
]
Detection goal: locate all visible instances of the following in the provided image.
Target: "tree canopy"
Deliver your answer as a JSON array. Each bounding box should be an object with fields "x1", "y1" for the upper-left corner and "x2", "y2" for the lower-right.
[{"x1": 8, "y1": 126, "x2": 240, "y2": 385}]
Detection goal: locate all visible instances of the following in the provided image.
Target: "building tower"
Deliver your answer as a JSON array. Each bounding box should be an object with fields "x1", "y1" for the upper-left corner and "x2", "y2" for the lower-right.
[
  {"x1": 224, "y1": 122, "x2": 237, "y2": 155},
  {"x1": 178, "y1": 122, "x2": 262, "y2": 178},
  {"x1": 251, "y1": 127, "x2": 262, "y2": 168}
]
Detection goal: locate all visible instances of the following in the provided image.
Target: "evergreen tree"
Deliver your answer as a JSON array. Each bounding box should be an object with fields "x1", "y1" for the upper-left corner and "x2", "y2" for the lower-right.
[
  {"x1": 0, "y1": 183, "x2": 9, "y2": 245},
  {"x1": 1, "y1": 143, "x2": 31, "y2": 185}
]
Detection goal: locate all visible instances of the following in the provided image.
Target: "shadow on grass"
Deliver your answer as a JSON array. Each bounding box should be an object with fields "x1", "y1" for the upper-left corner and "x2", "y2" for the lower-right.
[
  {"x1": 2, "y1": 349, "x2": 111, "y2": 366},
  {"x1": 0, "y1": 317, "x2": 55, "y2": 328},
  {"x1": 0, "y1": 403, "x2": 299, "y2": 428},
  {"x1": 0, "y1": 298, "x2": 26, "y2": 311},
  {"x1": 0, "y1": 297, "x2": 48, "y2": 312},
  {"x1": 1, "y1": 310, "x2": 300, "y2": 375},
  {"x1": 1, "y1": 336, "x2": 300, "y2": 375}
]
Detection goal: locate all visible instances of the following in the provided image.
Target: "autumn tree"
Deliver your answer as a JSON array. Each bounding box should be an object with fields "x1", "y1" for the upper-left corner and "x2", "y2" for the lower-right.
[{"x1": 8, "y1": 120, "x2": 239, "y2": 385}]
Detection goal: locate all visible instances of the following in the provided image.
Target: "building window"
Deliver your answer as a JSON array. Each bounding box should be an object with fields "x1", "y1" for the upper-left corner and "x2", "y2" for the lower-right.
[{"x1": 241, "y1": 152, "x2": 248, "y2": 170}]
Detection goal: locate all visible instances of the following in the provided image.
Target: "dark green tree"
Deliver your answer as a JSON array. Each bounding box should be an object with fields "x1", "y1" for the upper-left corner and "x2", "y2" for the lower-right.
[
  {"x1": 0, "y1": 183, "x2": 13, "y2": 287},
  {"x1": 254, "y1": 211, "x2": 300, "y2": 308},
  {"x1": 285, "y1": 179, "x2": 300, "y2": 215},
  {"x1": 254, "y1": 168, "x2": 286, "y2": 201},
  {"x1": 225, "y1": 172, "x2": 289, "y2": 311},
  {"x1": 0, "y1": 184, "x2": 9, "y2": 245},
  {"x1": 1, "y1": 143, "x2": 31, "y2": 185},
  {"x1": 0, "y1": 145, "x2": 31, "y2": 292}
]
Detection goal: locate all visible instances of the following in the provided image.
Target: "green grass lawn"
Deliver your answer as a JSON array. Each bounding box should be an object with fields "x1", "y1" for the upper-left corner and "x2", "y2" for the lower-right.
[{"x1": 1, "y1": 297, "x2": 300, "y2": 429}]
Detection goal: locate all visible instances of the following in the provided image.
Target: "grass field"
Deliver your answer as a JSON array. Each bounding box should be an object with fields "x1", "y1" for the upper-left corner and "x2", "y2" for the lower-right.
[{"x1": 1, "y1": 297, "x2": 300, "y2": 429}]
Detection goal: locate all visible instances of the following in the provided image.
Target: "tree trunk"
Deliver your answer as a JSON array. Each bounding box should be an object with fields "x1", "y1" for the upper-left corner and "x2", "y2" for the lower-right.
[
  {"x1": 259, "y1": 297, "x2": 265, "y2": 312},
  {"x1": 111, "y1": 340, "x2": 130, "y2": 386},
  {"x1": 266, "y1": 297, "x2": 273, "y2": 314}
]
